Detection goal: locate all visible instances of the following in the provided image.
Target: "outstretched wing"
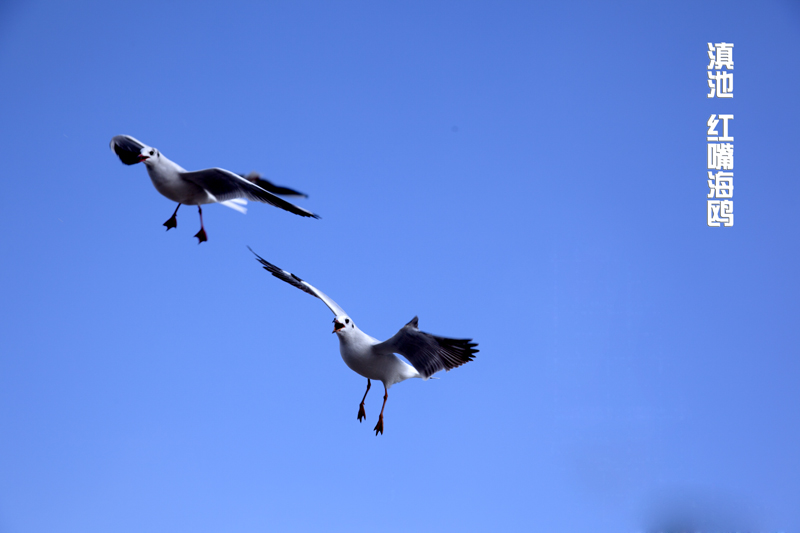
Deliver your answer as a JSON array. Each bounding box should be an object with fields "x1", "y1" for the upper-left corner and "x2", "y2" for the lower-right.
[
  {"x1": 374, "y1": 316, "x2": 478, "y2": 378},
  {"x1": 240, "y1": 172, "x2": 309, "y2": 198},
  {"x1": 249, "y1": 247, "x2": 346, "y2": 317},
  {"x1": 110, "y1": 135, "x2": 147, "y2": 165},
  {"x1": 181, "y1": 168, "x2": 319, "y2": 219}
]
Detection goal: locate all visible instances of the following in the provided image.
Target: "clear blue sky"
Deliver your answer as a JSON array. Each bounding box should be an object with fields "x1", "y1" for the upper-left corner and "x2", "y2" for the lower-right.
[{"x1": 1, "y1": 1, "x2": 799, "y2": 531}]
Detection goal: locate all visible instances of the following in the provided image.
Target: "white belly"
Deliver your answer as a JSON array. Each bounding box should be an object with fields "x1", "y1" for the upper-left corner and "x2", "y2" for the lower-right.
[
  {"x1": 339, "y1": 342, "x2": 418, "y2": 387},
  {"x1": 146, "y1": 162, "x2": 214, "y2": 205}
]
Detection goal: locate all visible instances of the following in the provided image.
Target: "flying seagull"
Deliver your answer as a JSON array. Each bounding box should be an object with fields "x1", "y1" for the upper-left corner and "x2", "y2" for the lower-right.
[
  {"x1": 250, "y1": 248, "x2": 478, "y2": 435},
  {"x1": 110, "y1": 135, "x2": 319, "y2": 243}
]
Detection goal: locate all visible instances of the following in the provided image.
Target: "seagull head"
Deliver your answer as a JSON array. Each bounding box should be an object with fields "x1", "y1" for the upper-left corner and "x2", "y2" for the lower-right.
[
  {"x1": 137, "y1": 147, "x2": 160, "y2": 165},
  {"x1": 333, "y1": 315, "x2": 355, "y2": 334}
]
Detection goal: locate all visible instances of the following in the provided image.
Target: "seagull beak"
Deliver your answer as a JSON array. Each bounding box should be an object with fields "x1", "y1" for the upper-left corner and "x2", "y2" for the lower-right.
[
  {"x1": 137, "y1": 154, "x2": 149, "y2": 162},
  {"x1": 332, "y1": 319, "x2": 344, "y2": 333}
]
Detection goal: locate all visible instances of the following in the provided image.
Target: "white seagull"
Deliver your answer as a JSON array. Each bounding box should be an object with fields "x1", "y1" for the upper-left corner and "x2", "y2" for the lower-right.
[
  {"x1": 250, "y1": 248, "x2": 478, "y2": 435},
  {"x1": 110, "y1": 135, "x2": 319, "y2": 243}
]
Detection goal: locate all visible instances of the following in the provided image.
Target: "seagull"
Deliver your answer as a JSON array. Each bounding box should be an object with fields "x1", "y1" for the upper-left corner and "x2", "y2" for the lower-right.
[
  {"x1": 250, "y1": 248, "x2": 478, "y2": 435},
  {"x1": 110, "y1": 135, "x2": 319, "y2": 243}
]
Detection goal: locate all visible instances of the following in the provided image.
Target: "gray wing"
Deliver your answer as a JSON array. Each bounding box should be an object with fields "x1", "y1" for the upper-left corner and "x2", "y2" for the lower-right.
[
  {"x1": 249, "y1": 247, "x2": 346, "y2": 316},
  {"x1": 374, "y1": 316, "x2": 478, "y2": 378},
  {"x1": 181, "y1": 168, "x2": 319, "y2": 219},
  {"x1": 240, "y1": 172, "x2": 309, "y2": 198},
  {"x1": 110, "y1": 135, "x2": 147, "y2": 165}
]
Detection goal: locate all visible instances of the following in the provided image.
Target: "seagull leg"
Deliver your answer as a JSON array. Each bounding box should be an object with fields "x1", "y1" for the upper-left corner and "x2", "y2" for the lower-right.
[
  {"x1": 194, "y1": 206, "x2": 208, "y2": 244},
  {"x1": 163, "y1": 203, "x2": 181, "y2": 231},
  {"x1": 357, "y1": 379, "x2": 371, "y2": 422},
  {"x1": 373, "y1": 385, "x2": 388, "y2": 436}
]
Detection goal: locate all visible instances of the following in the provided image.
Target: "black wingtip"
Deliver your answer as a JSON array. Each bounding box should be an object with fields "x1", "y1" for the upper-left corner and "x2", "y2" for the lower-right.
[
  {"x1": 248, "y1": 246, "x2": 299, "y2": 281},
  {"x1": 242, "y1": 174, "x2": 311, "y2": 198},
  {"x1": 248, "y1": 246, "x2": 269, "y2": 268}
]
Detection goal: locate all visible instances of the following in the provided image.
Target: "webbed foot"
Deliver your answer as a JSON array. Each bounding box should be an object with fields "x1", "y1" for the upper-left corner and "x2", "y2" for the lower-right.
[{"x1": 163, "y1": 214, "x2": 178, "y2": 231}]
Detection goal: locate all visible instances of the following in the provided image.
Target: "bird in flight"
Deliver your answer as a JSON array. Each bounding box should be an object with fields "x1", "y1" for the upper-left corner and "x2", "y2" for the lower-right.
[
  {"x1": 110, "y1": 135, "x2": 319, "y2": 243},
  {"x1": 250, "y1": 248, "x2": 478, "y2": 435}
]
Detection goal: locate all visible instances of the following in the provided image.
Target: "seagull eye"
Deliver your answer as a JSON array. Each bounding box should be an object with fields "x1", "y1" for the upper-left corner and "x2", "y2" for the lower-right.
[
  {"x1": 149, "y1": 150, "x2": 154, "y2": 156},
  {"x1": 345, "y1": 318, "x2": 350, "y2": 324}
]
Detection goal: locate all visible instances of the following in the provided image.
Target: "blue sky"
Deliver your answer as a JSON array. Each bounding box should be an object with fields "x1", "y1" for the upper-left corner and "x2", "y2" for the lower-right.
[{"x1": 1, "y1": 1, "x2": 799, "y2": 531}]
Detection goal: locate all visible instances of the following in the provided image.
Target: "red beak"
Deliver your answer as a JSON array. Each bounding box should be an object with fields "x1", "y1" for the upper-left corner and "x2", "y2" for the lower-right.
[
  {"x1": 332, "y1": 319, "x2": 344, "y2": 333},
  {"x1": 137, "y1": 154, "x2": 148, "y2": 162}
]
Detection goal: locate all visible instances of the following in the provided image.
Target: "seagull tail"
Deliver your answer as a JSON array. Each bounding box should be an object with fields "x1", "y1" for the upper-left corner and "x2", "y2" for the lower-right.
[{"x1": 220, "y1": 198, "x2": 248, "y2": 214}]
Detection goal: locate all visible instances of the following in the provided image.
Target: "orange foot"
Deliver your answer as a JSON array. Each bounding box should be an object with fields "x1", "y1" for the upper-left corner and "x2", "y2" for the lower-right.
[
  {"x1": 194, "y1": 227, "x2": 208, "y2": 244},
  {"x1": 357, "y1": 403, "x2": 367, "y2": 423},
  {"x1": 373, "y1": 415, "x2": 384, "y2": 436}
]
